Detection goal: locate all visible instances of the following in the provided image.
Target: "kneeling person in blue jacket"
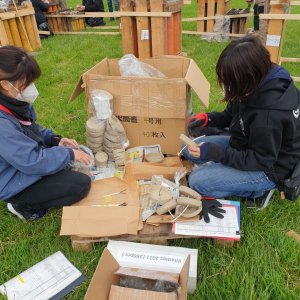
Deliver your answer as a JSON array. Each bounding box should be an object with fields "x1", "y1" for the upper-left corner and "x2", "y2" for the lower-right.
[{"x1": 0, "y1": 46, "x2": 92, "y2": 221}]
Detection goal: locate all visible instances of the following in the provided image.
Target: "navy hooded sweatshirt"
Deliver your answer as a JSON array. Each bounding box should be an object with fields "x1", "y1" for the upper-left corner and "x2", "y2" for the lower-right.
[{"x1": 203, "y1": 65, "x2": 300, "y2": 184}]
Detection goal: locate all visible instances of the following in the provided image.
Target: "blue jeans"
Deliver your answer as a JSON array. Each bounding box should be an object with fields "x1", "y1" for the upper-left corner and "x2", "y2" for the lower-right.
[
  {"x1": 107, "y1": 0, "x2": 119, "y2": 12},
  {"x1": 182, "y1": 136, "x2": 276, "y2": 198}
]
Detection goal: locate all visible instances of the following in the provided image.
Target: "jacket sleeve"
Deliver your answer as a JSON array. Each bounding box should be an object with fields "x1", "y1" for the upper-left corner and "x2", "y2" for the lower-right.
[
  {"x1": 0, "y1": 119, "x2": 74, "y2": 176},
  {"x1": 207, "y1": 102, "x2": 234, "y2": 129},
  {"x1": 204, "y1": 110, "x2": 283, "y2": 172}
]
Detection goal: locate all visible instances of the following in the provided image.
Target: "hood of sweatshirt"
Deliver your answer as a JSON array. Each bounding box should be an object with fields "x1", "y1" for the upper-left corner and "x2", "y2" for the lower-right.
[{"x1": 243, "y1": 65, "x2": 300, "y2": 111}]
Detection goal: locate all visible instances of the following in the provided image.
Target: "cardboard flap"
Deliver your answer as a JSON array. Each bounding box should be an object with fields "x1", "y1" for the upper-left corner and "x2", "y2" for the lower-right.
[
  {"x1": 85, "y1": 249, "x2": 120, "y2": 300},
  {"x1": 186, "y1": 59, "x2": 210, "y2": 108},
  {"x1": 69, "y1": 77, "x2": 84, "y2": 102},
  {"x1": 60, "y1": 206, "x2": 140, "y2": 237},
  {"x1": 179, "y1": 256, "x2": 190, "y2": 300}
]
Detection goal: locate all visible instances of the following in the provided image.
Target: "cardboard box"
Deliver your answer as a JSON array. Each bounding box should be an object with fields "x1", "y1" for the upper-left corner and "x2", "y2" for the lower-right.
[
  {"x1": 60, "y1": 178, "x2": 140, "y2": 237},
  {"x1": 70, "y1": 56, "x2": 210, "y2": 155},
  {"x1": 107, "y1": 240, "x2": 198, "y2": 293},
  {"x1": 124, "y1": 156, "x2": 184, "y2": 181},
  {"x1": 84, "y1": 246, "x2": 190, "y2": 300},
  {"x1": 108, "y1": 285, "x2": 177, "y2": 300}
]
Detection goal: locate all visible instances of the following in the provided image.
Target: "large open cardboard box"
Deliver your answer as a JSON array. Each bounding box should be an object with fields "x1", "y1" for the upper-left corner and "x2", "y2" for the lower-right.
[
  {"x1": 84, "y1": 246, "x2": 190, "y2": 300},
  {"x1": 70, "y1": 56, "x2": 210, "y2": 155}
]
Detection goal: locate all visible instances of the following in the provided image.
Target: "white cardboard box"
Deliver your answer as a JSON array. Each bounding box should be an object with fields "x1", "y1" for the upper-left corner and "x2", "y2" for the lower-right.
[{"x1": 107, "y1": 240, "x2": 198, "y2": 293}]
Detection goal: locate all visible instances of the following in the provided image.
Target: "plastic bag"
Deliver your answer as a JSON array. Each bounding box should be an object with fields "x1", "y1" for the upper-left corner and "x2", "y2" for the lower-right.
[
  {"x1": 201, "y1": 16, "x2": 230, "y2": 42},
  {"x1": 119, "y1": 54, "x2": 166, "y2": 78},
  {"x1": 90, "y1": 89, "x2": 113, "y2": 120},
  {"x1": 69, "y1": 145, "x2": 95, "y2": 170},
  {"x1": 0, "y1": 0, "x2": 10, "y2": 11}
]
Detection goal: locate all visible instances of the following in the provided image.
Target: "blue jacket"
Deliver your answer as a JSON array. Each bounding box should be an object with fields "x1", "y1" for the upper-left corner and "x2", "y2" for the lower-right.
[{"x1": 0, "y1": 106, "x2": 74, "y2": 200}]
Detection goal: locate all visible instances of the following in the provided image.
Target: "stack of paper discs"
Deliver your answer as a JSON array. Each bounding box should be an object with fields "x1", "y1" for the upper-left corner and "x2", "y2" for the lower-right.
[
  {"x1": 113, "y1": 149, "x2": 126, "y2": 167},
  {"x1": 95, "y1": 151, "x2": 108, "y2": 168},
  {"x1": 104, "y1": 116, "x2": 128, "y2": 160},
  {"x1": 86, "y1": 117, "x2": 106, "y2": 153}
]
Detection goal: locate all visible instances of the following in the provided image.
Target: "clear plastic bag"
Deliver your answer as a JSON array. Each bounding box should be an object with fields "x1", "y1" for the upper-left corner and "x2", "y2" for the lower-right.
[
  {"x1": 0, "y1": 0, "x2": 10, "y2": 11},
  {"x1": 90, "y1": 89, "x2": 113, "y2": 120},
  {"x1": 69, "y1": 144, "x2": 95, "y2": 169},
  {"x1": 201, "y1": 16, "x2": 230, "y2": 42},
  {"x1": 119, "y1": 54, "x2": 166, "y2": 78}
]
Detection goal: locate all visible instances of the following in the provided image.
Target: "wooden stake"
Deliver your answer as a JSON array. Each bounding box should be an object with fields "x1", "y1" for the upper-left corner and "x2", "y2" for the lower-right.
[
  {"x1": 135, "y1": 0, "x2": 151, "y2": 58},
  {"x1": 150, "y1": 0, "x2": 165, "y2": 57},
  {"x1": 11, "y1": 0, "x2": 33, "y2": 51}
]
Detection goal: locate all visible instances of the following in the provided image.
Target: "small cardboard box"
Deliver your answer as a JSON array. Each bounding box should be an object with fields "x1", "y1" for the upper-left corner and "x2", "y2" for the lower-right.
[
  {"x1": 107, "y1": 240, "x2": 198, "y2": 293},
  {"x1": 70, "y1": 56, "x2": 210, "y2": 155},
  {"x1": 84, "y1": 247, "x2": 190, "y2": 300}
]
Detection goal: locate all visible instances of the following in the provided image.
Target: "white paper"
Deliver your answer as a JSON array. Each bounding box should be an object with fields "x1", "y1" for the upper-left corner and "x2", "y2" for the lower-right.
[
  {"x1": 91, "y1": 161, "x2": 124, "y2": 181},
  {"x1": 0, "y1": 251, "x2": 82, "y2": 300},
  {"x1": 117, "y1": 250, "x2": 184, "y2": 268},
  {"x1": 174, "y1": 206, "x2": 240, "y2": 239},
  {"x1": 141, "y1": 29, "x2": 149, "y2": 40},
  {"x1": 266, "y1": 34, "x2": 281, "y2": 47}
]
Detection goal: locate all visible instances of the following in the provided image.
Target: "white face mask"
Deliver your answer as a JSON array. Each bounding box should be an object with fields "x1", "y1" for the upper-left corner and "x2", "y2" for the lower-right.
[{"x1": 7, "y1": 82, "x2": 39, "y2": 104}]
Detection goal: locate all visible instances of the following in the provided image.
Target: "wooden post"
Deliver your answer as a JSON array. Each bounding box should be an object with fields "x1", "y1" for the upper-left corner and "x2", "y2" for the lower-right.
[
  {"x1": 150, "y1": 0, "x2": 165, "y2": 57},
  {"x1": 135, "y1": 0, "x2": 151, "y2": 58},
  {"x1": 197, "y1": 0, "x2": 206, "y2": 32},
  {"x1": 8, "y1": 18, "x2": 23, "y2": 48},
  {"x1": 120, "y1": 0, "x2": 136, "y2": 55},
  {"x1": 207, "y1": 0, "x2": 216, "y2": 32},
  {"x1": 266, "y1": 0, "x2": 290, "y2": 63}
]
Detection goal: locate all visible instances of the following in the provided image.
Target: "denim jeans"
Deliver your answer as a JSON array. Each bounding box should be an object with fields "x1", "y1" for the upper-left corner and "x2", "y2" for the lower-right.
[
  {"x1": 182, "y1": 136, "x2": 276, "y2": 198},
  {"x1": 107, "y1": 0, "x2": 119, "y2": 11}
]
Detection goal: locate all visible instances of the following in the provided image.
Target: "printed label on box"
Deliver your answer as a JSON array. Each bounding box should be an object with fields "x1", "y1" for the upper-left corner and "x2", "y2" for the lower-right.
[
  {"x1": 117, "y1": 250, "x2": 184, "y2": 268},
  {"x1": 141, "y1": 30, "x2": 149, "y2": 40}
]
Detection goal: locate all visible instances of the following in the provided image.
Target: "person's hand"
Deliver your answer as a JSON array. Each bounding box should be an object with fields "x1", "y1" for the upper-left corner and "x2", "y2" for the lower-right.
[
  {"x1": 77, "y1": 5, "x2": 85, "y2": 11},
  {"x1": 44, "y1": 0, "x2": 49, "y2": 4},
  {"x1": 201, "y1": 199, "x2": 226, "y2": 223},
  {"x1": 188, "y1": 145, "x2": 201, "y2": 158},
  {"x1": 59, "y1": 138, "x2": 79, "y2": 149},
  {"x1": 188, "y1": 142, "x2": 205, "y2": 158},
  {"x1": 188, "y1": 112, "x2": 209, "y2": 137},
  {"x1": 73, "y1": 149, "x2": 92, "y2": 166}
]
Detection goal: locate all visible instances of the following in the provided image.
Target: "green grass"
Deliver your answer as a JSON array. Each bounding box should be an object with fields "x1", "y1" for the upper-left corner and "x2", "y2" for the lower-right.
[{"x1": 1, "y1": 0, "x2": 300, "y2": 299}]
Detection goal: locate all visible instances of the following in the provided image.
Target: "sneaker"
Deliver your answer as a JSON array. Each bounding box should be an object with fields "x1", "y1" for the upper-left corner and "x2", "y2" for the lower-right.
[{"x1": 7, "y1": 203, "x2": 47, "y2": 221}]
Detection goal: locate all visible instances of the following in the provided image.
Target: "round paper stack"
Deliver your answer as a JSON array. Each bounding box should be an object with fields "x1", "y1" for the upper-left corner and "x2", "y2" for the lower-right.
[
  {"x1": 113, "y1": 149, "x2": 126, "y2": 167},
  {"x1": 103, "y1": 116, "x2": 128, "y2": 160},
  {"x1": 86, "y1": 117, "x2": 106, "y2": 153},
  {"x1": 95, "y1": 151, "x2": 108, "y2": 167}
]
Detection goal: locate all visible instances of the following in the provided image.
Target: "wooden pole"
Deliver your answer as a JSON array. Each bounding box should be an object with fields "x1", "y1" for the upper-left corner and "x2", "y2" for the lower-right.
[{"x1": 11, "y1": 0, "x2": 33, "y2": 51}]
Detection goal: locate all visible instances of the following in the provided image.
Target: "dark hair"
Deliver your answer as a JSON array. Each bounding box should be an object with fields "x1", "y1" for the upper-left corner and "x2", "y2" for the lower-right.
[
  {"x1": 216, "y1": 35, "x2": 272, "y2": 102},
  {"x1": 0, "y1": 46, "x2": 41, "y2": 89}
]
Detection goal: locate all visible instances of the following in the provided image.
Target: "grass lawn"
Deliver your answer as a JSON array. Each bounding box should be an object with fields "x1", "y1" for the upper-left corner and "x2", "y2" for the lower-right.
[{"x1": 1, "y1": 0, "x2": 300, "y2": 299}]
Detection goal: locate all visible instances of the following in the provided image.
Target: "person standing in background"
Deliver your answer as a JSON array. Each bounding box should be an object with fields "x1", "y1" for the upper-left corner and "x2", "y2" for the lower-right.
[
  {"x1": 77, "y1": 0, "x2": 106, "y2": 26},
  {"x1": 107, "y1": 0, "x2": 118, "y2": 21}
]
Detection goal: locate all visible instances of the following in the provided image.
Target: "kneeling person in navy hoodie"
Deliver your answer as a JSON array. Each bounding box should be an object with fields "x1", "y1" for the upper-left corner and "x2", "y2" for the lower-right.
[
  {"x1": 0, "y1": 46, "x2": 91, "y2": 220},
  {"x1": 184, "y1": 36, "x2": 300, "y2": 203}
]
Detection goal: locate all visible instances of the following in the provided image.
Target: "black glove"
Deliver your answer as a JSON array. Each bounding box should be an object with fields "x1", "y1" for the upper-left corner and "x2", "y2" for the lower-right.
[{"x1": 201, "y1": 199, "x2": 226, "y2": 223}]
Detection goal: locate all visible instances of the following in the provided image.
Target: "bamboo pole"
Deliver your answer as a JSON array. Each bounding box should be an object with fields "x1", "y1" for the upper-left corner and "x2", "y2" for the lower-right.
[{"x1": 3, "y1": 20, "x2": 14, "y2": 45}]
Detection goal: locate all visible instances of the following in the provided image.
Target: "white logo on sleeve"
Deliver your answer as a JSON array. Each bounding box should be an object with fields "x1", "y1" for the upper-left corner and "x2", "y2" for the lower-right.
[{"x1": 293, "y1": 109, "x2": 299, "y2": 119}]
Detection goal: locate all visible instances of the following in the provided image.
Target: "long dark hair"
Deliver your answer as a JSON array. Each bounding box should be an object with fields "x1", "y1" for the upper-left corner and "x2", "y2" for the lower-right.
[
  {"x1": 216, "y1": 35, "x2": 272, "y2": 102},
  {"x1": 0, "y1": 46, "x2": 41, "y2": 89}
]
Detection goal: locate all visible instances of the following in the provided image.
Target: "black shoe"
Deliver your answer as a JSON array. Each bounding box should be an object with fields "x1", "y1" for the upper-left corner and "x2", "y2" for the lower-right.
[{"x1": 7, "y1": 203, "x2": 47, "y2": 221}]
